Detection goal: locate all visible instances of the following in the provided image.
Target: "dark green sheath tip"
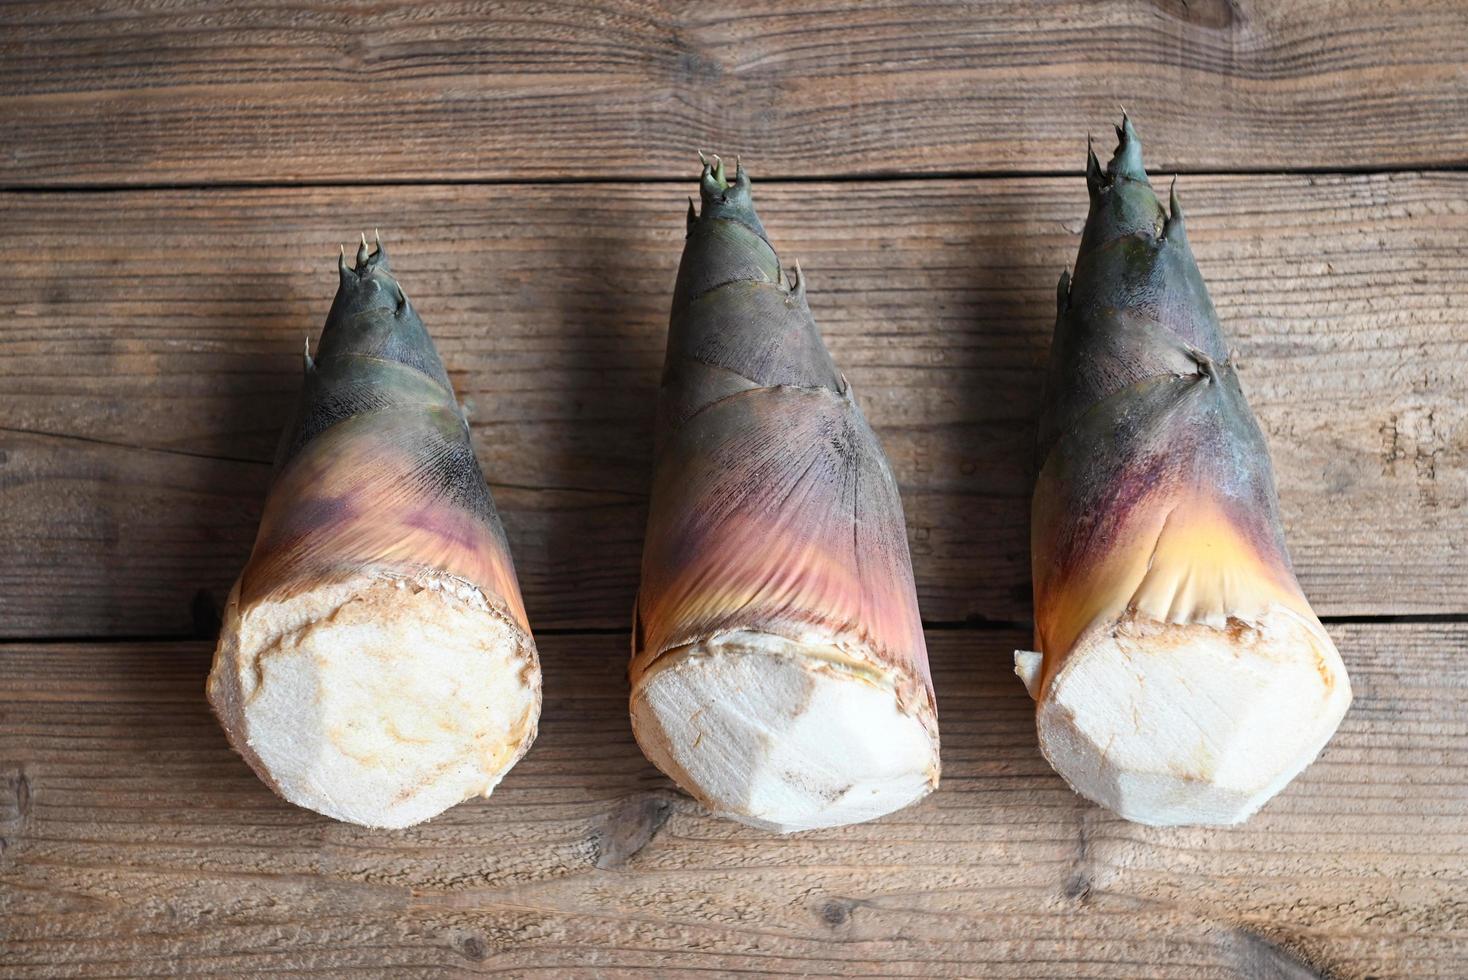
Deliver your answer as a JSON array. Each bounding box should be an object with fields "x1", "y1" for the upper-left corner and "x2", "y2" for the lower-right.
[
  {"x1": 1033, "y1": 117, "x2": 1293, "y2": 580},
  {"x1": 271, "y1": 235, "x2": 500, "y2": 528}
]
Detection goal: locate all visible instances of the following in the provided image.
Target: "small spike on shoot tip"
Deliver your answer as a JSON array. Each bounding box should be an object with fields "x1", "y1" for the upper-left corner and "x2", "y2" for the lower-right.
[
  {"x1": 1108, "y1": 113, "x2": 1147, "y2": 183},
  {"x1": 790, "y1": 258, "x2": 806, "y2": 295},
  {"x1": 699, "y1": 153, "x2": 729, "y2": 192},
  {"x1": 1085, "y1": 135, "x2": 1104, "y2": 193},
  {"x1": 355, "y1": 233, "x2": 370, "y2": 270},
  {"x1": 1162, "y1": 178, "x2": 1187, "y2": 241}
]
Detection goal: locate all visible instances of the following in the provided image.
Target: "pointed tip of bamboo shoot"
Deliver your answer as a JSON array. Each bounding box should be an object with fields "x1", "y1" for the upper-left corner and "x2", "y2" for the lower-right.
[
  {"x1": 1108, "y1": 113, "x2": 1148, "y2": 184},
  {"x1": 1163, "y1": 178, "x2": 1188, "y2": 241},
  {"x1": 1035, "y1": 608, "x2": 1351, "y2": 826},
  {"x1": 208, "y1": 573, "x2": 540, "y2": 829},
  {"x1": 1085, "y1": 135, "x2": 1103, "y2": 195},
  {"x1": 695, "y1": 152, "x2": 754, "y2": 210},
  {"x1": 631, "y1": 631, "x2": 939, "y2": 833}
]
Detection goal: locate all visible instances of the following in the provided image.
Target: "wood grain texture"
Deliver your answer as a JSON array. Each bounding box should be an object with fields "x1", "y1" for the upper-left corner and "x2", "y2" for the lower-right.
[
  {"x1": 0, "y1": 625, "x2": 1464, "y2": 977},
  {"x1": 3, "y1": 173, "x2": 1465, "y2": 637},
  {"x1": 3, "y1": 0, "x2": 1468, "y2": 186}
]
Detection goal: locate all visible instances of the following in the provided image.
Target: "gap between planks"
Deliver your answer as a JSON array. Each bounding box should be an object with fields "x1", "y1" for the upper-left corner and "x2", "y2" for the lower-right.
[
  {"x1": 6, "y1": 162, "x2": 1468, "y2": 196},
  {"x1": 8, "y1": 614, "x2": 1468, "y2": 648}
]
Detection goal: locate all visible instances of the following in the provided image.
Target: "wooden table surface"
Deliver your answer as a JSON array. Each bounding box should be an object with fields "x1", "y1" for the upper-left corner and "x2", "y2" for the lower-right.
[{"x1": 2, "y1": 3, "x2": 1466, "y2": 977}]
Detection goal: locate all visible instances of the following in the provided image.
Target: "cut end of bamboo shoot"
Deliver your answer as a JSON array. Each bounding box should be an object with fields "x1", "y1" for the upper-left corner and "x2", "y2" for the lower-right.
[
  {"x1": 208, "y1": 571, "x2": 540, "y2": 829},
  {"x1": 1029, "y1": 608, "x2": 1351, "y2": 826},
  {"x1": 630, "y1": 631, "x2": 939, "y2": 834}
]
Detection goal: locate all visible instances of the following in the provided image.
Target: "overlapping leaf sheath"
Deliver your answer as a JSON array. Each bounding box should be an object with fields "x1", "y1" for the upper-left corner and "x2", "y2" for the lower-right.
[
  {"x1": 207, "y1": 237, "x2": 539, "y2": 829},
  {"x1": 242, "y1": 239, "x2": 527, "y2": 626},
  {"x1": 1020, "y1": 119, "x2": 1351, "y2": 825},
  {"x1": 630, "y1": 160, "x2": 938, "y2": 832}
]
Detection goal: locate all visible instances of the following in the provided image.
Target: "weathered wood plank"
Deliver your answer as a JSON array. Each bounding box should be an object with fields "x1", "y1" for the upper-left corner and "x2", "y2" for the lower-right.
[
  {"x1": 3, "y1": 174, "x2": 1464, "y2": 637},
  {"x1": 2, "y1": 0, "x2": 1467, "y2": 185},
  {"x1": 1, "y1": 625, "x2": 1464, "y2": 977}
]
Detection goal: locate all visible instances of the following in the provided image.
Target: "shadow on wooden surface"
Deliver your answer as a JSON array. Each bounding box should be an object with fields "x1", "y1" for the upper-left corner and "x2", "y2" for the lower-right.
[
  {"x1": 185, "y1": 268, "x2": 308, "y2": 636},
  {"x1": 519, "y1": 209, "x2": 664, "y2": 626}
]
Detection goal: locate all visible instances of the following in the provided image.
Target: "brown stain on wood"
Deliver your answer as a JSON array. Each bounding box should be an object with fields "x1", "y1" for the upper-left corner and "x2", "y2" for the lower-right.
[
  {"x1": 0, "y1": 767, "x2": 34, "y2": 866},
  {"x1": 1223, "y1": 926, "x2": 1332, "y2": 979},
  {"x1": 594, "y1": 793, "x2": 675, "y2": 870},
  {"x1": 1153, "y1": 0, "x2": 1242, "y2": 31}
]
